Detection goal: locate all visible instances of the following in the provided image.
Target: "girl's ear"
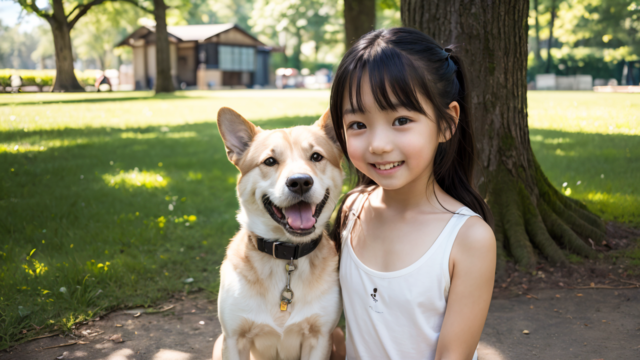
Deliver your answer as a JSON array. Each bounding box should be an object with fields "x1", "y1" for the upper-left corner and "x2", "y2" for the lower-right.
[
  {"x1": 440, "y1": 101, "x2": 460, "y2": 142},
  {"x1": 314, "y1": 108, "x2": 340, "y2": 147},
  {"x1": 217, "y1": 107, "x2": 260, "y2": 165}
]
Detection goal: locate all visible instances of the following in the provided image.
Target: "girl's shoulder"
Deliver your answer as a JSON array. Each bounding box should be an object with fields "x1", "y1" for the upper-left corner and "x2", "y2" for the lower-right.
[
  {"x1": 341, "y1": 186, "x2": 377, "y2": 219},
  {"x1": 452, "y1": 215, "x2": 496, "y2": 264}
]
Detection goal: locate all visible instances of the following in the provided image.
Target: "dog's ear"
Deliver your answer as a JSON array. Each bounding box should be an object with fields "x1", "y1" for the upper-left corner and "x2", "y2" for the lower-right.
[
  {"x1": 217, "y1": 107, "x2": 259, "y2": 165},
  {"x1": 314, "y1": 108, "x2": 340, "y2": 148}
]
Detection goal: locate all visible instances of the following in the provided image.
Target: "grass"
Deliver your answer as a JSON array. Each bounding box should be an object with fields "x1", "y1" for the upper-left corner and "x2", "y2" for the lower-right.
[{"x1": 0, "y1": 89, "x2": 638, "y2": 350}]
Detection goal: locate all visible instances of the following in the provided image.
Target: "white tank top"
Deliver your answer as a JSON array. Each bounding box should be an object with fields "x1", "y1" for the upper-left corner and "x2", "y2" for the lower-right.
[{"x1": 339, "y1": 192, "x2": 480, "y2": 360}]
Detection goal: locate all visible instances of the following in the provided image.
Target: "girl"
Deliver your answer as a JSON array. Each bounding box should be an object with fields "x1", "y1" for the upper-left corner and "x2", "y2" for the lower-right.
[{"x1": 330, "y1": 28, "x2": 496, "y2": 360}]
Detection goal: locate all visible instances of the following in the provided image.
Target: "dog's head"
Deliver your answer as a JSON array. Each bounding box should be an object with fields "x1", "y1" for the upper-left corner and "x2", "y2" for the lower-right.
[{"x1": 217, "y1": 107, "x2": 344, "y2": 243}]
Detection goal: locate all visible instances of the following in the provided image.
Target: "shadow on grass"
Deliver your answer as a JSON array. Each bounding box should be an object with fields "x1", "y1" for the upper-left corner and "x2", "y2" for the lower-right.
[
  {"x1": 530, "y1": 128, "x2": 640, "y2": 225},
  {"x1": 0, "y1": 115, "x2": 318, "y2": 349},
  {"x1": 0, "y1": 93, "x2": 210, "y2": 107}
]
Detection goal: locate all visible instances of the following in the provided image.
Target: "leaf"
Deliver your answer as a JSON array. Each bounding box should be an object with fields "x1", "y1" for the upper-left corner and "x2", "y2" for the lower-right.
[
  {"x1": 109, "y1": 334, "x2": 124, "y2": 343},
  {"x1": 18, "y1": 306, "x2": 31, "y2": 317}
]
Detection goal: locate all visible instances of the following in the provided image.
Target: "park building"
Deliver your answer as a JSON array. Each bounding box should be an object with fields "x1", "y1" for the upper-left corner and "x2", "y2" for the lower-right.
[{"x1": 117, "y1": 23, "x2": 274, "y2": 90}]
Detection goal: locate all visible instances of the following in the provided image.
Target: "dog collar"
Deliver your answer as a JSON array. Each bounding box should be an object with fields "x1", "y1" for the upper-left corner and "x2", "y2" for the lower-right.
[{"x1": 256, "y1": 234, "x2": 323, "y2": 260}]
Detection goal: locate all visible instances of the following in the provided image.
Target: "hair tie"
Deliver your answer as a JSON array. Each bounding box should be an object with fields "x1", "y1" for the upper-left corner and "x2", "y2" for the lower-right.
[{"x1": 444, "y1": 47, "x2": 453, "y2": 59}]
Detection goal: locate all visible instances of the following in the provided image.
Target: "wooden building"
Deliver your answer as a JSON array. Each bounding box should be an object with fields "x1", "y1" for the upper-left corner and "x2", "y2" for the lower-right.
[{"x1": 117, "y1": 24, "x2": 272, "y2": 90}]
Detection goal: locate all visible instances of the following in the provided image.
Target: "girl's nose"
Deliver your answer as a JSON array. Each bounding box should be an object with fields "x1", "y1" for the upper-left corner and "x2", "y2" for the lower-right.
[{"x1": 369, "y1": 137, "x2": 393, "y2": 155}]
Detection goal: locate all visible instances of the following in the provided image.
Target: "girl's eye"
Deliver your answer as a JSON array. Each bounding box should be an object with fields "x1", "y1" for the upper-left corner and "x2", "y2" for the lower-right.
[
  {"x1": 392, "y1": 117, "x2": 411, "y2": 126},
  {"x1": 263, "y1": 157, "x2": 277, "y2": 166},
  {"x1": 348, "y1": 122, "x2": 366, "y2": 130},
  {"x1": 311, "y1": 152, "x2": 323, "y2": 162}
]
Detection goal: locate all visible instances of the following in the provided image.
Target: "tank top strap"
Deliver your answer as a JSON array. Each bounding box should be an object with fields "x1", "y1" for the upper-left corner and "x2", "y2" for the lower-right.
[
  {"x1": 441, "y1": 207, "x2": 482, "y2": 298},
  {"x1": 441, "y1": 207, "x2": 481, "y2": 255},
  {"x1": 341, "y1": 191, "x2": 371, "y2": 251}
]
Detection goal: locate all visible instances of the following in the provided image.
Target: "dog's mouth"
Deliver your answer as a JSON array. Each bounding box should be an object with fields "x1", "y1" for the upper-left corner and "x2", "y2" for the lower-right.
[{"x1": 262, "y1": 190, "x2": 330, "y2": 237}]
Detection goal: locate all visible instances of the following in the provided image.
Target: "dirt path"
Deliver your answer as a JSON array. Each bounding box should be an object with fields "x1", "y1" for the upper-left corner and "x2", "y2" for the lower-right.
[{"x1": 3, "y1": 288, "x2": 639, "y2": 360}]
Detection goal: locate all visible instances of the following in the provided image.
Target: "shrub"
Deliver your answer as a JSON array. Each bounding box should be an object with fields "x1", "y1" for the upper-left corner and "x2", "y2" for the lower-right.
[{"x1": 0, "y1": 69, "x2": 99, "y2": 89}]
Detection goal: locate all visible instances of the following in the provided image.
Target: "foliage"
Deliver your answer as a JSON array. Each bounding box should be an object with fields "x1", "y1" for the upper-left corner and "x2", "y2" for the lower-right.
[
  {"x1": 72, "y1": 2, "x2": 146, "y2": 70},
  {"x1": 0, "y1": 69, "x2": 98, "y2": 88},
  {"x1": 377, "y1": 0, "x2": 401, "y2": 29},
  {"x1": 0, "y1": 20, "x2": 40, "y2": 69},
  {"x1": 249, "y1": 0, "x2": 343, "y2": 69},
  {"x1": 528, "y1": 0, "x2": 640, "y2": 80}
]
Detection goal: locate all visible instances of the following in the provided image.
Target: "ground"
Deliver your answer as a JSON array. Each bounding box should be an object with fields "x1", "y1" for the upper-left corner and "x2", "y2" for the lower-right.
[
  {"x1": 2, "y1": 288, "x2": 639, "y2": 359},
  {"x1": 1, "y1": 90, "x2": 639, "y2": 356}
]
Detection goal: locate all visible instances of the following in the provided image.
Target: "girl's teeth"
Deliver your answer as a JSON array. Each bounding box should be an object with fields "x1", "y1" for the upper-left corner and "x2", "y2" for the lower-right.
[{"x1": 376, "y1": 162, "x2": 402, "y2": 170}]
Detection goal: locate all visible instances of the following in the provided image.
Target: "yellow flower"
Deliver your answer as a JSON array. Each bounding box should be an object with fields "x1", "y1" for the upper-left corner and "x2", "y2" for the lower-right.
[
  {"x1": 70, "y1": 244, "x2": 74, "y2": 248},
  {"x1": 188, "y1": 215, "x2": 197, "y2": 222}
]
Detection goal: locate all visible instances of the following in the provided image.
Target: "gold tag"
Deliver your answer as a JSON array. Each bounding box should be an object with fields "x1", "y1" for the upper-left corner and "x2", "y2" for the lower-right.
[{"x1": 280, "y1": 300, "x2": 288, "y2": 311}]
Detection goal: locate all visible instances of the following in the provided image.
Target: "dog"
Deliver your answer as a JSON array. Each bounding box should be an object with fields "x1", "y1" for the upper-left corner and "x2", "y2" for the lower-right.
[{"x1": 213, "y1": 107, "x2": 344, "y2": 360}]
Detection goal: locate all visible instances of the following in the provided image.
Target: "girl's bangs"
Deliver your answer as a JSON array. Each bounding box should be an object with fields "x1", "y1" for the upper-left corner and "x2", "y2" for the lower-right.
[{"x1": 347, "y1": 46, "x2": 426, "y2": 116}]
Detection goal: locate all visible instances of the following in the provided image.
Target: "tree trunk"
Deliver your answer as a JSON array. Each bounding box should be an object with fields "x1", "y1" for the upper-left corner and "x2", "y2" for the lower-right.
[
  {"x1": 545, "y1": 0, "x2": 556, "y2": 73},
  {"x1": 401, "y1": 0, "x2": 604, "y2": 273},
  {"x1": 533, "y1": 0, "x2": 542, "y2": 64},
  {"x1": 291, "y1": 28, "x2": 302, "y2": 70},
  {"x1": 153, "y1": 0, "x2": 174, "y2": 93},
  {"x1": 344, "y1": 0, "x2": 376, "y2": 48},
  {"x1": 49, "y1": 0, "x2": 84, "y2": 92}
]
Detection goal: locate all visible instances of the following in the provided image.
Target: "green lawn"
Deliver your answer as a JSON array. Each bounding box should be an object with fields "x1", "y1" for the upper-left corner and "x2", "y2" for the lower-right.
[{"x1": 0, "y1": 90, "x2": 638, "y2": 349}]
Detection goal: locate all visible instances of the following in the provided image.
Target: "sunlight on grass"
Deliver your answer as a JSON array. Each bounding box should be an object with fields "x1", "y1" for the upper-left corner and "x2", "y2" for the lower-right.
[
  {"x1": 528, "y1": 92, "x2": 639, "y2": 135},
  {"x1": 583, "y1": 191, "x2": 640, "y2": 224},
  {"x1": 0, "y1": 90, "x2": 330, "y2": 132},
  {"x1": 102, "y1": 168, "x2": 168, "y2": 189}
]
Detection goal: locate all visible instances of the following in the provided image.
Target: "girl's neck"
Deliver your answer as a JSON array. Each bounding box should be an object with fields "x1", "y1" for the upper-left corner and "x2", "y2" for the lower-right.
[{"x1": 375, "y1": 165, "x2": 444, "y2": 213}]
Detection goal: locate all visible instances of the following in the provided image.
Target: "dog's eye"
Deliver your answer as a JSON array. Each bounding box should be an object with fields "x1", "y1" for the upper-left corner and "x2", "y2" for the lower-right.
[
  {"x1": 311, "y1": 153, "x2": 323, "y2": 162},
  {"x1": 263, "y1": 157, "x2": 277, "y2": 166}
]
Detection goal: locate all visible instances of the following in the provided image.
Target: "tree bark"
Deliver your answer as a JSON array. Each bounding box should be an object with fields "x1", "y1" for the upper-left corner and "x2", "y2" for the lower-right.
[
  {"x1": 49, "y1": 0, "x2": 84, "y2": 92},
  {"x1": 401, "y1": 0, "x2": 604, "y2": 273},
  {"x1": 344, "y1": 0, "x2": 376, "y2": 48},
  {"x1": 153, "y1": 0, "x2": 174, "y2": 93},
  {"x1": 533, "y1": 0, "x2": 542, "y2": 64},
  {"x1": 545, "y1": 0, "x2": 556, "y2": 73}
]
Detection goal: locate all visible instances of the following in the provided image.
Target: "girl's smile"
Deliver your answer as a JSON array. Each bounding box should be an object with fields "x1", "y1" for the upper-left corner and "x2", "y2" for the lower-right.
[{"x1": 371, "y1": 161, "x2": 404, "y2": 174}]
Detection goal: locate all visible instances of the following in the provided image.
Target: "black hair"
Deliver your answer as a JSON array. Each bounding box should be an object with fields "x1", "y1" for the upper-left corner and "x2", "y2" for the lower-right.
[{"x1": 329, "y1": 27, "x2": 493, "y2": 252}]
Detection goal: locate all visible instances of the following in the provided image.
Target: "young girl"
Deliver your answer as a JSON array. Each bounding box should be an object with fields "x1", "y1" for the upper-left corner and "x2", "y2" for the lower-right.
[{"x1": 329, "y1": 28, "x2": 496, "y2": 360}]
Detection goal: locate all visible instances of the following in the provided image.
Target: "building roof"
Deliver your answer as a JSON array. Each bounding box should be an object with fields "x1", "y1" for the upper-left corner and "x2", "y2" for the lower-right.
[
  {"x1": 166, "y1": 24, "x2": 236, "y2": 41},
  {"x1": 116, "y1": 23, "x2": 264, "y2": 47}
]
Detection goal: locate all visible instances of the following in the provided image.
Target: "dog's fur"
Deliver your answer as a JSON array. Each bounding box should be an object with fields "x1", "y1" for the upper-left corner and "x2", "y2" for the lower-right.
[{"x1": 215, "y1": 107, "x2": 344, "y2": 360}]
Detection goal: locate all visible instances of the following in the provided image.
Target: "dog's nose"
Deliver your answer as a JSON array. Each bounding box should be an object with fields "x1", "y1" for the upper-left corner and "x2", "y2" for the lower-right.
[{"x1": 286, "y1": 174, "x2": 314, "y2": 196}]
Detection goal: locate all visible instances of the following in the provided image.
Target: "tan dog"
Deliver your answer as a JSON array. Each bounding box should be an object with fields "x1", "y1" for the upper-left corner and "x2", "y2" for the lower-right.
[{"x1": 213, "y1": 107, "x2": 344, "y2": 360}]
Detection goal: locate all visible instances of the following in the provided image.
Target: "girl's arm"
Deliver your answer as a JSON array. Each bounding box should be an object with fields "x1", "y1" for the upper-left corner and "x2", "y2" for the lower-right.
[{"x1": 435, "y1": 217, "x2": 496, "y2": 360}]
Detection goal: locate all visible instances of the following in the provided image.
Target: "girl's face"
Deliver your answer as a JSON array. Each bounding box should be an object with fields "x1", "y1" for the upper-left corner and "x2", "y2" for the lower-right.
[{"x1": 342, "y1": 75, "x2": 458, "y2": 190}]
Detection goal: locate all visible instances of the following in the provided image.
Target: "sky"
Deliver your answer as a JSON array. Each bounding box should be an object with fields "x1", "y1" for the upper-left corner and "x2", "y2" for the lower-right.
[{"x1": 0, "y1": 0, "x2": 48, "y2": 32}]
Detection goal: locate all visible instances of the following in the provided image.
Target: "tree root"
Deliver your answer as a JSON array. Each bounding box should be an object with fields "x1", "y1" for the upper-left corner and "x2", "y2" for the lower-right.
[
  {"x1": 486, "y1": 159, "x2": 605, "y2": 270},
  {"x1": 538, "y1": 201, "x2": 596, "y2": 258},
  {"x1": 535, "y1": 160, "x2": 606, "y2": 233},
  {"x1": 495, "y1": 168, "x2": 536, "y2": 269},
  {"x1": 545, "y1": 196, "x2": 605, "y2": 244},
  {"x1": 518, "y1": 184, "x2": 567, "y2": 265}
]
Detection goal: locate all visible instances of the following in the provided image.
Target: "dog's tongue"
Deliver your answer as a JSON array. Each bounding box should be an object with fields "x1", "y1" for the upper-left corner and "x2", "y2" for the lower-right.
[{"x1": 283, "y1": 202, "x2": 316, "y2": 230}]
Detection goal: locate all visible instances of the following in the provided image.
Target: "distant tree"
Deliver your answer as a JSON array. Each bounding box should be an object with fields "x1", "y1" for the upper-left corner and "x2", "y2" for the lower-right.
[
  {"x1": 532, "y1": 0, "x2": 542, "y2": 64},
  {"x1": 73, "y1": 3, "x2": 144, "y2": 70},
  {"x1": 545, "y1": 0, "x2": 557, "y2": 72},
  {"x1": 15, "y1": 0, "x2": 150, "y2": 91},
  {"x1": 250, "y1": 0, "x2": 338, "y2": 70},
  {"x1": 151, "y1": 0, "x2": 174, "y2": 93},
  {"x1": 0, "y1": 20, "x2": 40, "y2": 69},
  {"x1": 403, "y1": 0, "x2": 605, "y2": 273},
  {"x1": 344, "y1": 0, "x2": 375, "y2": 48}
]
